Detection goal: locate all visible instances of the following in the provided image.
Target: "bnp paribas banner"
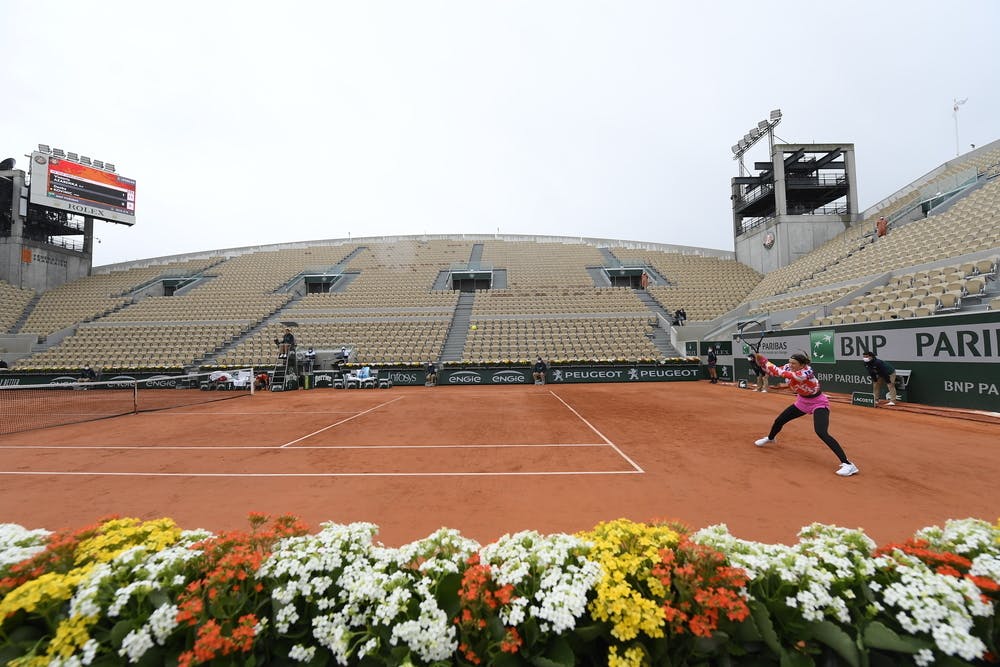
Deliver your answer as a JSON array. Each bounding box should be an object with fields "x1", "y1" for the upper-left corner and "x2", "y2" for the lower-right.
[{"x1": 733, "y1": 311, "x2": 1000, "y2": 411}]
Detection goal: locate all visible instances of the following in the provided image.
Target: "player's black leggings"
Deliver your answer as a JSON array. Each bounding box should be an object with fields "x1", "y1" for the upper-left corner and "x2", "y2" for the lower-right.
[{"x1": 768, "y1": 404, "x2": 850, "y2": 464}]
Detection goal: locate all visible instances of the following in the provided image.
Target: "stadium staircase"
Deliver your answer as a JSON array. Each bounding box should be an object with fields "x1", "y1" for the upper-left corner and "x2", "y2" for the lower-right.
[
  {"x1": 440, "y1": 292, "x2": 474, "y2": 362},
  {"x1": 634, "y1": 290, "x2": 682, "y2": 357},
  {"x1": 469, "y1": 243, "x2": 484, "y2": 265},
  {"x1": 586, "y1": 266, "x2": 612, "y2": 286},
  {"x1": 197, "y1": 294, "x2": 304, "y2": 367},
  {"x1": 10, "y1": 294, "x2": 41, "y2": 334}
]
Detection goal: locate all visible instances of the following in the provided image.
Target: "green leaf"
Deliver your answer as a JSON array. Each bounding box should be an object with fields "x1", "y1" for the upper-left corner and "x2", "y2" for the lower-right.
[
  {"x1": 4, "y1": 622, "x2": 45, "y2": 645},
  {"x1": 861, "y1": 622, "x2": 931, "y2": 654},
  {"x1": 110, "y1": 619, "x2": 135, "y2": 647},
  {"x1": 693, "y1": 630, "x2": 730, "y2": 655},
  {"x1": 805, "y1": 621, "x2": 859, "y2": 667},
  {"x1": 491, "y1": 652, "x2": 523, "y2": 667},
  {"x1": 531, "y1": 636, "x2": 575, "y2": 667},
  {"x1": 523, "y1": 617, "x2": 541, "y2": 648},
  {"x1": 926, "y1": 656, "x2": 971, "y2": 667},
  {"x1": 435, "y1": 572, "x2": 462, "y2": 617},
  {"x1": 571, "y1": 622, "x2": 606, "y2": 642},
  {"x1": 751, "y1": 600, "x2": 783, "y2": 656},
  {"x1": 724, "y1": 615, "x2": 763, "y2": 643},
  {"x1": 148, "y1": 589, "x2": 169, "y2": 608},
  {"x1": 779, "y1": 648, "x2": 814, "y2": 667}
]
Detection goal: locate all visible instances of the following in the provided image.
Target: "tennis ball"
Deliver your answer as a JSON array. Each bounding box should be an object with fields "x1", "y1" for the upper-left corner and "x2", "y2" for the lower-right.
[{"x1": 470, "y1": 324, "x2": 478, "y2": 330}]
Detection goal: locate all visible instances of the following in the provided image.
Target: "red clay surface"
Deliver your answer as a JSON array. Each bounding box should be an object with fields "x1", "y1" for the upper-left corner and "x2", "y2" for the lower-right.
[{"x1": 1, "y1": 382, "x2": 998, "y2": 547}]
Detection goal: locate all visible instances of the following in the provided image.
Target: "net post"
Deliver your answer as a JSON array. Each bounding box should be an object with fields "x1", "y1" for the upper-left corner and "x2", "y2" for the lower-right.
[
  {"x1": 133, "y1": 380, "x2": 139, "y2": 414},
  {"x1": 249, "y1": 367, "x2": 255, "y2": 396}
]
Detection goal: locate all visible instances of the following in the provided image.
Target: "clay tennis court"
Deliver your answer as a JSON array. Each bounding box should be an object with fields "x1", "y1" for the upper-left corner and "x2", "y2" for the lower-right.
[{"x1": 1, "y1": 382, "x2": 998, "y2": 546}]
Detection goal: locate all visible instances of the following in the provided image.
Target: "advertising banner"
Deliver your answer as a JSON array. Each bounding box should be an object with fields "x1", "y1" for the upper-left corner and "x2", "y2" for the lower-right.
[{"x1": 732, "y1": 311, "x2": 1000, "y2": 411}]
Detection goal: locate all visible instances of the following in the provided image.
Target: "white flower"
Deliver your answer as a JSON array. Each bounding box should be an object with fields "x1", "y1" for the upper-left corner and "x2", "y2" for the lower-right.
[
  {"x1": 288, "y1": 643, "x2": 316, "y2": 662},
  {"x1": 147, "y1": 603, "x2": 179, "y2": 644},
  {"x1": 0, "y1": 523, "x2": 52, "y2": 572},
  {"x1": 119, "y1": 627, "x2": 155, "y2": 663}
]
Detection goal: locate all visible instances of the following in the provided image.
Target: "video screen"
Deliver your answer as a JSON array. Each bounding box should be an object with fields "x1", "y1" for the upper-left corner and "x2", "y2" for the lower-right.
[{"x1": 29, "y1": 151, "x2": 136, "y2": 225}]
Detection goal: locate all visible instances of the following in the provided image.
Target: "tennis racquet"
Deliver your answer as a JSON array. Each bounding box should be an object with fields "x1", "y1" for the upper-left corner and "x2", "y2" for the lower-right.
[{"x1": 737, "y1": 319, "x2": 767, "y2": 356}]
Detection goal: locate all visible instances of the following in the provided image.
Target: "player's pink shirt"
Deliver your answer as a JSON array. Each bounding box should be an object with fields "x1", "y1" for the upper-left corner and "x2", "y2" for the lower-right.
[{"x1": 760, "y1": 356, "x2": 821, "y2": 396}]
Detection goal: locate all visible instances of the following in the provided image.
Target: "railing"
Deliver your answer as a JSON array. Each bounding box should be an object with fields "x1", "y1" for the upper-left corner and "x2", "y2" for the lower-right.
[
  {"x1": 736, "y1": 183, "x2": 774, "y2": 207},
  {"x1": 786, "y1": 174, "x2": 847, "y2": 187},
  {"x1": 736, "y1": 216, "x2": 774, "y2": 235},
  {"x1": 786, "y1": 204, "x2": 850, "y2": 216}
]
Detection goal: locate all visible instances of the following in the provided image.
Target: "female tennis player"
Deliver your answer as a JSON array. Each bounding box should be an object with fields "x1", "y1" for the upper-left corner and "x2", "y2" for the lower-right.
[{"x1": 752, "y1": 352, "x2": 859, "y2": 477}]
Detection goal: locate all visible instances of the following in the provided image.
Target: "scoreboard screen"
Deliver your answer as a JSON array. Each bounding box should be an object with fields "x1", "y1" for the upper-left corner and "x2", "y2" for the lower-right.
[{"x1": 29, "y1": 151, "x2": 136, "y2": 225}]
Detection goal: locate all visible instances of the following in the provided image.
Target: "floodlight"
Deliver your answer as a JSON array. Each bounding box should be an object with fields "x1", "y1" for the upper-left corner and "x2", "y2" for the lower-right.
[
  {"x1": 749, "y1": 128, "x2": 761, "y2": 140},
  {"x1": 52, "y1": 148, "x2": 65, "y2": 157},
  {"x1": 743, "y1": 133, "x2": 753, "y2": 143},
  {"x1": 770, "y1": 109, "x2": 782, "y2": 121},
  {"x1": 731, "y1": 144, "x2": 740, "y2": 154},
  {"x1": 93, "y1": 160, "x2": 104, "y2": 169},
  {"x1": 67, "y1": 152, "x2": 79, "y2": 161},
  {"x1": 757, "y1": 120, "x2": 769, "y2": 130},
  {"x1": 38, "y1": 144, "x2": 51, "y2": 153},
  {"x1": 104, "y1": 163, "x2": 115, "y2": 172},
  {"x1": 737, "y1": 139, "x2": 747, "y2": 150},
  {"x1": 80, "y1": 156, "x2": 92, "y2": 165}
]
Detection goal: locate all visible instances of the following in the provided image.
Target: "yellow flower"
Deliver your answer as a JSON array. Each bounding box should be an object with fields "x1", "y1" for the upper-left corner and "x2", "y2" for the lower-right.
[
  {"x1": 48, "y1": 614, "x2": 98, "y2": 658},
  {"x1": 0, "y1": 569, "x2": 90, "y2": 618},
  {"x1": 608, "y1": 643, "x2": 648, "y2": 667},
  {"x1": 578, "y1": 519, "x2": 680, "y2": 642},
  {"x1": 75, "y1": 517, "x2": 181, "y2": 564}
]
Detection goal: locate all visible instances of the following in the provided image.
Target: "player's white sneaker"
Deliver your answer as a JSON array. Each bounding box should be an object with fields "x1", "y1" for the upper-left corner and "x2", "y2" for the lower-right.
[
  {"x1": 886, "y1": 401, "x2": 895, "y2": 406},
  {"x1": 761, "y1": 389, "x2": 768, "y2": 393},
  {"x1": 836, "y1": 462, "x2": 859, "y2": 477},
  {"x1": 754, "y1": 437, "x2": 773, "y2": 447}
]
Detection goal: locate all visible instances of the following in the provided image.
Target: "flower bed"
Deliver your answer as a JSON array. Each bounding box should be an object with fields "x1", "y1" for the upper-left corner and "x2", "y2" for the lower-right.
[{"x1": 1, "y1": 515, "x2": 998, "y2": 666}]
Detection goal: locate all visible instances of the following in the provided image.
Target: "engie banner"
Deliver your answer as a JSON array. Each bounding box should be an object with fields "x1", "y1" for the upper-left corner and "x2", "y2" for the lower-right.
[{"x1": 732, "y1": 311, "x2": 1000, "y2": 411}]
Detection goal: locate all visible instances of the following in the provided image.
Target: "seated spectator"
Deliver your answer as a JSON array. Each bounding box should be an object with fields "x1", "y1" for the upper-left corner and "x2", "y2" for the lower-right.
[
  {"x1": 79, "y1": 365, "x2": 97, "y2": 382},
  {"x1": 532, "y1": 357, "x2": 547, "y2": 385},
  {"x1": 425, "y1": 361, "x2": 438, "y2": 386},
  {"x1": 0, "y1": 359, "x2": 8, "y2": 370}
]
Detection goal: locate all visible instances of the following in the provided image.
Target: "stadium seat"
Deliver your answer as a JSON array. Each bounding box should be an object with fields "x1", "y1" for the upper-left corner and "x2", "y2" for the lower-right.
[{"x1": 938, "y1": 292, "x2": 962, "y2": 311}]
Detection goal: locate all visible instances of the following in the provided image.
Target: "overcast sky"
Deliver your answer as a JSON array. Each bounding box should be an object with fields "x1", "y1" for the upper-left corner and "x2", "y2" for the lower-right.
[{"x1": 3, "y1": 1, "x2": 998, "y2": 267}]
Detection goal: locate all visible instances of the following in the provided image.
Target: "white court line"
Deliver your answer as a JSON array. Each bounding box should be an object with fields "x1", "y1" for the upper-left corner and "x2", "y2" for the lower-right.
[
  {"x1": 279, "y1": 396, "x2": 407, "y2": 448},
  {"x1": 0, "y1": 470, "x2": 642, "y2": 478},
  {"x1": 0, "y1": 443, "x2": 610, "y2": 451},
  {"x1": 154, "y1": 411, "x2": 370, "y2": 416},
  {"x1": 548, "y1": 390, "x2": 644, "y2": 473}
]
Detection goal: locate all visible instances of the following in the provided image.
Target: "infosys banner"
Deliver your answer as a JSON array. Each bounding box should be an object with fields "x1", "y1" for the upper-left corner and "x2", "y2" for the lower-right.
[
  {"x1": 440, "y1": 365, "x2": 701, "y2": 385},
  {"x1": 732, "y1": 311, "x2": 1000, "y2": 411}
]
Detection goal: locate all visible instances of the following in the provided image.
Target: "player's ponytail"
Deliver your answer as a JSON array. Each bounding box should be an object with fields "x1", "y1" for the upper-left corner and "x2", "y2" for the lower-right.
[{"x1": 790, "y1": 352, "x2": 811, "y2": 365}]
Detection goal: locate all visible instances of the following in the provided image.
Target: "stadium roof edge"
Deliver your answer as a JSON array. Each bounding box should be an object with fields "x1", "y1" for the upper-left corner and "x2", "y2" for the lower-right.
[
  {"x1": 859, "y1": 136, "x2": 1000, "y2": 221},
  {"x1": 93, "y1": 233, "x2": 736, "y2": 274}
]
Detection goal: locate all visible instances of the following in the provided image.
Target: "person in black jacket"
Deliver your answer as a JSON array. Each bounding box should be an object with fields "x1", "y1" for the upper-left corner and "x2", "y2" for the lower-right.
[
  {"x1": 275, "y1": 328, "x2": 295, "y2": 358},
  {"x1": 707, "y1": 347, "x2": 718, "y2": 384},
  {"x1": 532, "y1": 357, "x2": 547, "y2": 385},
  {"x1": 748, "y1": 354, "x2": 768, "y2": 392},
  {"x1": 863, "y1": 351, "x2": 897, "y2": 406}
]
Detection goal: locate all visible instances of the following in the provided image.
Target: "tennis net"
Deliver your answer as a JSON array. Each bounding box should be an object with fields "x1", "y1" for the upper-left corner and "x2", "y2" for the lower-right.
[{"x1": 0, "y1": 368, "x2": 255, "y2": 435}]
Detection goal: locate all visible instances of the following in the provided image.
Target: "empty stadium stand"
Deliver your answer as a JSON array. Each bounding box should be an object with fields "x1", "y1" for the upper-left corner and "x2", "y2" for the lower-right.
[{"x1": 5, "y1": 139, "x2": 998, "y2": 374}]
